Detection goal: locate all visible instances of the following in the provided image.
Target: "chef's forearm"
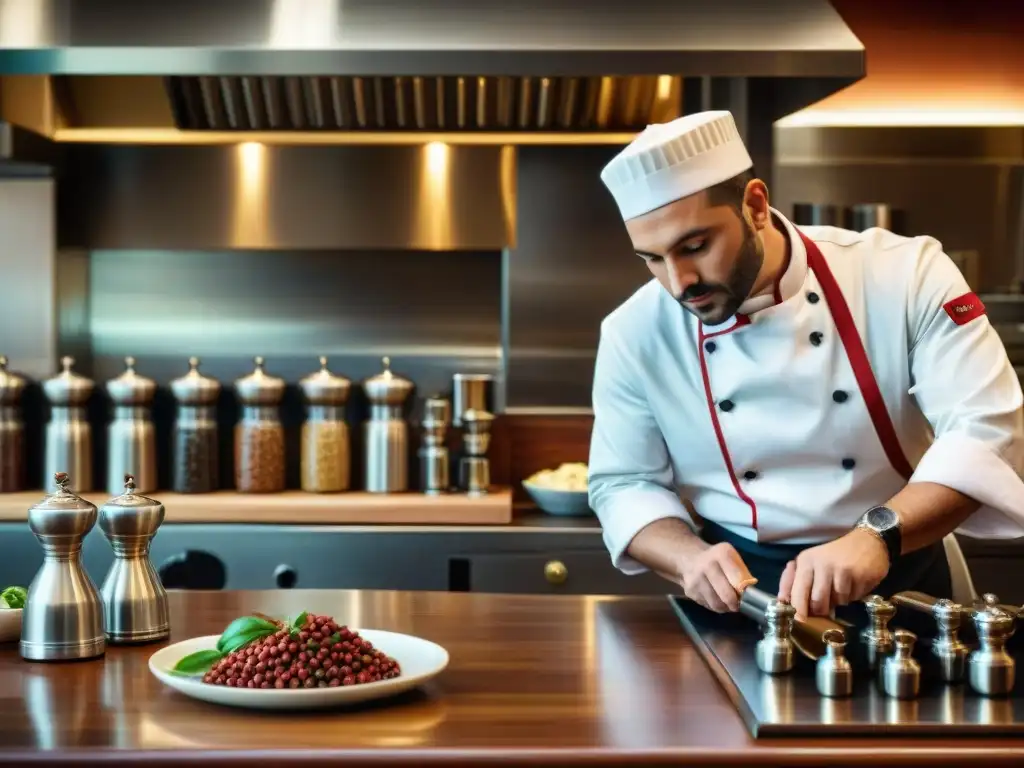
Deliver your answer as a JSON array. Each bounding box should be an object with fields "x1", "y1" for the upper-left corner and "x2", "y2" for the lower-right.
[
  {"x1": 885, "y1": 481, "x2": 980, "y2": 554},
  {"x1": 626, "y1": 518, "x2": 707, "y2": 582}
]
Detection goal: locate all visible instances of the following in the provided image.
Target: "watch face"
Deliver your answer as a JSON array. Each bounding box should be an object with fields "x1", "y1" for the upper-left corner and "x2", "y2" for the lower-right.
[{"x1": 865, "y1": 506, "x2": 898, "y2": 530}]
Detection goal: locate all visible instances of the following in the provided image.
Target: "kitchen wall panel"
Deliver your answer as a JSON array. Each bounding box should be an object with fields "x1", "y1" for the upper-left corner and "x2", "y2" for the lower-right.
[
  {"x1": 504, "y1": 145, "x2": 650, "y2": 408},
  {"x1": 773, "y1": 125, "x2": 1024, "y2": 292}
]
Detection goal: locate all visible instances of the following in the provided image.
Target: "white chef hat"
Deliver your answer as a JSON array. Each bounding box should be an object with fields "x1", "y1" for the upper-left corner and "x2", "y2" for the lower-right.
[{"x1": 600, "y1": 110, "x2": 754, "y2": 221}]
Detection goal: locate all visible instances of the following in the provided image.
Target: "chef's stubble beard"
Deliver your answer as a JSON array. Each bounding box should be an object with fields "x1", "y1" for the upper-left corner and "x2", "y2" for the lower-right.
[{"x1": 683, "y1": 218, "x2": 764, "y2": 326}]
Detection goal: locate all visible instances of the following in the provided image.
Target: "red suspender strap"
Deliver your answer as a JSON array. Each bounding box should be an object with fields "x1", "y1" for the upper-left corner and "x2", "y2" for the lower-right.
[{"x1": 798, "y1": 231, "x2": 914, "y2": 481}]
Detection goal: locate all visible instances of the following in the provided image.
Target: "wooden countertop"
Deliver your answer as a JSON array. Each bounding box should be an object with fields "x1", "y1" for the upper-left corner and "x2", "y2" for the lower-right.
[{"x1": 1, "y1": 589, "x2": 1023, "y2": 766}]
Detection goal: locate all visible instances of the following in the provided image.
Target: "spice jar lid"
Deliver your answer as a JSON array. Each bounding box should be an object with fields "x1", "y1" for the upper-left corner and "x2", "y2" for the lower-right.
[
  {"x1": 99, "y1": 474, "x2": 165, "y2": 539},
  {"x1": 0, "y1": 355, "x2": 26, "y2": 405},
  {"x1": 27, "y1": 472, "x2": 98, "y2": 538},
  {"x1": 106, "y1": 356, "x2": 157, "y2": 406},
  {"x1": 234, "y1": 356, "x2": 286, "y2": 405},
  {"x1": 43, "y1": 356, "x2": 94, "y2": 406},
  {"x1": 170, "y1": 357, "x2": 221, "y2": 405},
  {"x1": 363, "y1": 356, "x2": 414, "y2": 405},
  {"x1": 299, "y1": 356, "x2": 352, "y2": 406}
]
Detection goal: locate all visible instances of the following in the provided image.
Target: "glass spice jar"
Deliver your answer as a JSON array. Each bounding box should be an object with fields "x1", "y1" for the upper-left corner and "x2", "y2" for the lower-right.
[
  {"x1": 299, "y1": 356, "x2": 352, "y2": 493},
  {"x1": 170, "y1": 357, "x2": 221, "y2": 493},
  {"x1": 233, "y1": 356, "x2": 286, "y2": 493},
  {"x1": 0, "y1": 355, "x2": 26, "y2": 492}
]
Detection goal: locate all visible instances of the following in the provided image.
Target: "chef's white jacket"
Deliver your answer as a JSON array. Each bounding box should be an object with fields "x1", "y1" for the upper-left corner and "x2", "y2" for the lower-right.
[{"x1": 589, "y1": 208, "x2": 1024, "y2": 574}]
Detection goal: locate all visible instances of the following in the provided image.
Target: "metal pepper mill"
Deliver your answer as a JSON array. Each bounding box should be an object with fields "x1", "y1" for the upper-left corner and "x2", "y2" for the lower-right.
[
  {"x1": 419, "y1": 396, "x2": 451, "y2": 494},
  {"x1": 861, "y1": 594, "x2": 896, "y2": 672},
  {"x1": 816, "y1": 628, "x2": 853, "y2": 697},
  {"x1": 20, "y1": 472, "x2": 106, "y2": 662},
  {"x1": 755, "y1": 598, "x2": 796, "y2": 675},
  {"x1": 881, "y1": 630, "x2": 921, "y2": 699},
  {"x1": 459, "y1": 408, "x2": 495, "y2": 495},
  {"x1": 969, "y1": 593, "x2": 1016, "y2": 697},
  {"x1": 98, "y1": 475, "x2": 170, "y2": 644}
]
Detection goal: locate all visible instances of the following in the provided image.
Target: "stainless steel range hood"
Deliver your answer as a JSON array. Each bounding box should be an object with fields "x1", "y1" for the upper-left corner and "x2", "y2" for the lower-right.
[{"x1": 0, "y1": 0, "x2": 864, "y2": 143}]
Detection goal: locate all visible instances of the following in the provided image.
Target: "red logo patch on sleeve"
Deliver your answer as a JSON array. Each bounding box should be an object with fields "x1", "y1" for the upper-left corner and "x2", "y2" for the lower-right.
[{"x1": 943, "y1": 292, "x2": 986, "y2": 326}]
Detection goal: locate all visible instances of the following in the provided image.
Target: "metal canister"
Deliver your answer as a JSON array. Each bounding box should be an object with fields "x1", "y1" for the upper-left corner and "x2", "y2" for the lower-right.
[
  {"x1": 20, "y1": 472, "x2": 105, "y2": 662},
  {"x1": 362, "y1": 356, "x2": 414, "y2": 493},
  {"x1": 419, "y1": 396, "x2": 451, "y2": 494},
  {"x1": 0, "y1": 355, "x2": 26, "y2": 492},
  {"x1": 97, "y1": 475, "x2": 170, "y2": 644},
  {"x1": 452, "y1": 373, "x2": 495, "y2": 427},
  {"x1": 299, "y1": 356, "x2": 352, "y2": 493},
  {"x1": 43, "y1": 357, "x2": 95, "y2": 493},
  {"x1": 234, "y1": 356, "x2": 286, "y2": 493},
  {"x1": 106, "y1": 356, "x2": 157, "y2": 495},
  {"x1": 170, "y1": 357, "x2": 222, "y2": 493}
]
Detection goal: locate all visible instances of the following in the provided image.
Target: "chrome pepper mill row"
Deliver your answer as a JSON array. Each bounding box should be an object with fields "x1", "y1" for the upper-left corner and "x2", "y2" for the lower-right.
[{"x1": 20, "y1": 472, "x2": 170, "y2": 662}]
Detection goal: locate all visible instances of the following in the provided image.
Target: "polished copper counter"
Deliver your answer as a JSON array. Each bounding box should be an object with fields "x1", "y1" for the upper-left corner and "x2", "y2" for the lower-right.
[{"x1": 1, "y1": 589, "x2": 1023, "y2": 766}]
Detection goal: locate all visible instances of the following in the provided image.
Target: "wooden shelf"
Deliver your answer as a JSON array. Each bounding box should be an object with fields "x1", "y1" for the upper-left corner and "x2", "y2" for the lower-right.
[{"x1": 0, "y1": 487, "x2": 513, "y2": 525}]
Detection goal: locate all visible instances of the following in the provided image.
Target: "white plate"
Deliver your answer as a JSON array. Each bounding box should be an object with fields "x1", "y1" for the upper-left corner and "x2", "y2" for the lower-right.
[
  {"x1": 149, "y1": 629, "x2": 449, "y2": 710},
  {"x1": 0, "y1": 608, "x2": 21, "y2": 643}
]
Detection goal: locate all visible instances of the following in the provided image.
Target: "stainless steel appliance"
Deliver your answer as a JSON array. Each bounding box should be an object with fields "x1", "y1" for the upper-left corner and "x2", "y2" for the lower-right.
[
  {"x1": 97, "y1": 475, "x2": 169, "y2": 644},
  {"x1": 419, "y1": 396, "x2": 452, "y2": 495},
  {"x1": 234, "y1": 357, "x2": 286, "y2": 494},
  {"x1": 20, "y1": 472, "x2": 106, "y2": 662},
  {"x1": 170, "y1": 357, "x2": 221, "y2": 494},
  {"x1": 43, "y1": 357, "x2": 94, "y2": 494},
  {"x1": 362, "y1": 357, "x2": 414, "y2": 493},
  {"x1": 0, "y1": 355, "x2": 26, "y2": 492},
  {"x1": 299, "y1": 356, "x2": 352, "y2": 493},
  {"x1": 105, "y1": 356, "x2": 157, "y2": 495}
]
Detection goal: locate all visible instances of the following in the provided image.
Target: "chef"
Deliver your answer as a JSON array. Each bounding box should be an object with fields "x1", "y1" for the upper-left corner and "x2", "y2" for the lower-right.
[{"x1": 588, "y1": 110, "x2": 1024, "y2": 620}]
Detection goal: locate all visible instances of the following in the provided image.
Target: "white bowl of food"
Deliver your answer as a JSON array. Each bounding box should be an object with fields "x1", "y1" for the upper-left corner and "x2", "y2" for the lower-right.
[
  {"x1": 522, "y1": 462, "x2": 593, "y2": 517},
  {"x1": 0, "y1": 586, "x2": 26, "y2": 643}
]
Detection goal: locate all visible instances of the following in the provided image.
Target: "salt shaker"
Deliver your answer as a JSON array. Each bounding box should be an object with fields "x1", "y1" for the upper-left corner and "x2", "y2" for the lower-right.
[
  {"x1": 43, "y1": 357, "x2": 94, "y2": 493},
  {"x1": 0, "y1": 355, "x2": 26, "y2": 492},
  {"x1": 234, "y1": 357, "x2": 286, "y2": 493},
  {"x1": 881, "y1": 629, "x2": 921, "y2": 699},
  {"x1": 106, "y1": 356, "x2": 157, "y2": 495},
  {"x1": 755, "y1": 598, "x2": 796, "y2": 675},
  {"x1": 98, "y1": 475, "x2": 169, "y2": 644},
  {"x1": 299, "y1": 357, "x2": 352, "y2": 493},
  {"x1": 171, "y1": 357, "x2": 221, "y2": 493},
  {"x1": 20, "y1": 472, "x2": 105, "y2": 661},
  {"x1": 816, "y1": 628, "x2": 853, "y2": 697},
  {"x1": 362, "y1": 357, "x2": 414, "y2": 493}
]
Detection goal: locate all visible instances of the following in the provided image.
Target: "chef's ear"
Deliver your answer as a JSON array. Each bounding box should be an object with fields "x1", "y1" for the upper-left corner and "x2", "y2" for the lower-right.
[{"x1": 742, "y1": 179, "x2": 771, "y2": 229}]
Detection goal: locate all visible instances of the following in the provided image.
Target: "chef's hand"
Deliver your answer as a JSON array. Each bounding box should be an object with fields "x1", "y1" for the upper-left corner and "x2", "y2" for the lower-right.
[
  {"x1": 678, "y1": 542, "x2": 758, "y2": 613},
  {"x1": 777, "y1": 529, "x2": 889, "y2": 619}
]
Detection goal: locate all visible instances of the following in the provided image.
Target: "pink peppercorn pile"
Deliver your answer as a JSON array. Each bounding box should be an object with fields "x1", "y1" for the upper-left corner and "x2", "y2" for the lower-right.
[{"x1": 201, "y1": 614, "x2": 401, "y2": 689}]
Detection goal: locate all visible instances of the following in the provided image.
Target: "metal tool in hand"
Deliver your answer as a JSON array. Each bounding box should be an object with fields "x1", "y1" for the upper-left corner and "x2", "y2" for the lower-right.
[{"x1": 740, "y1": 585, "x2": 848, "y2": 661}]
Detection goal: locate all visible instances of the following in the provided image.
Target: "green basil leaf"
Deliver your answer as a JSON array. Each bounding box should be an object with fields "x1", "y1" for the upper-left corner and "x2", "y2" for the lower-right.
[
  {"x1": 0, "y1": 595, "x2": 8, "y2": 609},
  {"x1": 171, "y1": 649, "x2": 225, "y2": 676},
  {"x1": 291, "y1": 611, "x2": 308, "y2": 630},
  {"x1": 1, "y1": 586, "x2": 27, "y2": 609},
  {"x1": 328, "y1": 632, "x2": 341, "y2": 645},
  {"x1": 216, "y1": 616, "x2": 278, "y2": 652},
  {"x1": 220, "y1": 626, "x2": 277, "y2": 654}
]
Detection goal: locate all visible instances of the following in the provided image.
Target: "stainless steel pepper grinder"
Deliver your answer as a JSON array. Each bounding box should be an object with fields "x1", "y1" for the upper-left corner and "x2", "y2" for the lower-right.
[
  {"x1": 419, "y1": 396, "x2": 451, "y2": 494},
  {"x1": 362, "y1": 356, "x2": 414, "y2": 493},
  {"x1": 968, "y1": 593, "x2": 1016, "y2": 697},
  {"x1": 20, "y1": 472, "x2": 106, "y2": 662},
  {"x1": 459, "y1": 408, "x2": 495, "y2": 495},
  {"x1": 98, "y1": 474, "x2": 170, "y2": 644},
  {"x1": 106, "y1": 356, "x2": 157, "y2": 495},
  {"x1": 891, "y1": 591, "x2": 968, "y2": 684},
  {"x1": 880, "y1": 629, "x2": 921, "y2": 699},
  {"x1": 816, "y1": 628, "x2": 853, "y2": 697},
  {"x1": 43, "y1": 357, "x2": 95, "y2": 493},
  {"x1": 861, "y1": 594, "x2": 896, "y2": 672}
]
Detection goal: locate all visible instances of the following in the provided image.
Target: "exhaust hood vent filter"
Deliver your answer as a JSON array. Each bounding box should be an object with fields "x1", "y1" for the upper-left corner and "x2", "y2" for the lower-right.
[{"x1": 164, "y1": 75, "x2": 681, "y2": 132}]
